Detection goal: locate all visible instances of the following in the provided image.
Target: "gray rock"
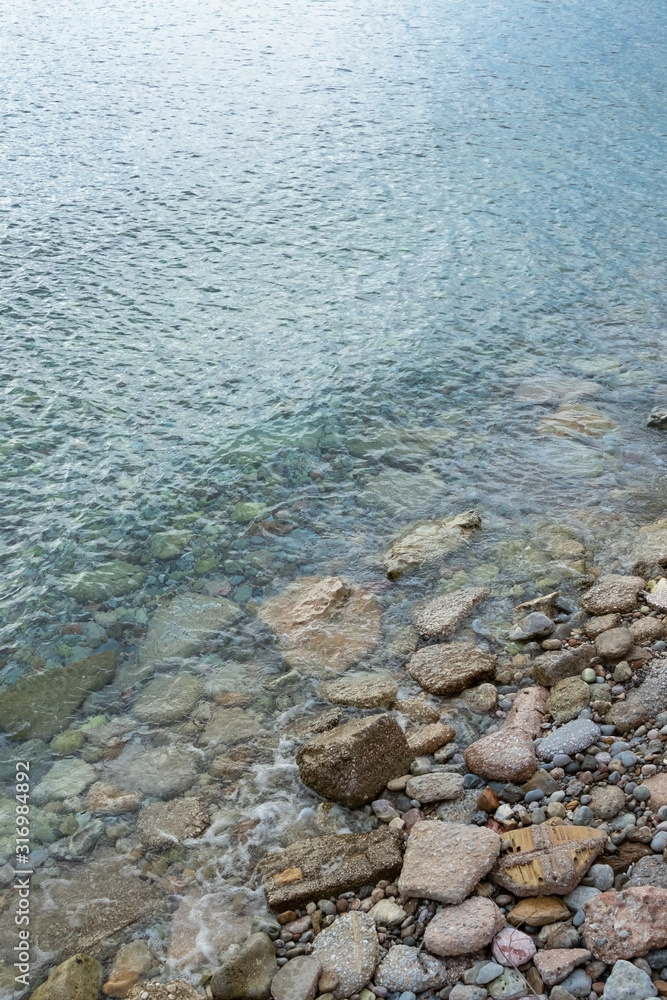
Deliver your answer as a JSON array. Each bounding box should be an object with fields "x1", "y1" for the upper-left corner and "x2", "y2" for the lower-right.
[
  {"x1": 509, "y1": 612, "x2": 555, "y2": 641},
  {"x1": 374, "y1": 945, "x2": 448, "y2": 992},
  {"x1": 32, "y1": 759, "x2": 97, "y2": 804},
  {"x1": 132, "y1": 673, "x2": 204, "y2": 724},
  {"x1": 583, "y1": 864, "x2": 615, "y2": 892},
  {"x1": 546, "y1": 677, "x2": 591, "y2": 723},
  {"x1": 407, "y1": 641, "x2": 497, "y2": 696},
  {"x1": 486, "y1": 968, "x2": 530, "y2": 999},
  {"x1": 589, "y1": 784, "x2": 626, "y2": 820},
  {"x1": 536, "y1": 719, "x2": 601, "y2": 760},
  {"x1": 627, "y1": 855, "x2": 667, "y2": 890},
  {"x1": 137, "y1": 797, "x2": 210, "y2": 848},
  {"x1": 296, "y1": 714, "x2": 413, "y2": 808},
  {"x1": 449, "y1": 987, "x2": 487, "y2": 1000},
  {"x1": 413, "y1": 587, "x2": 490, "y2": 638},
  {"x1": 50, "y1": 818, "x2": 106, "y2": 860},
  {"x1": 550, "y1": 989, "x2": 577, "y2": 1000},
  {"x1": 560, "y1": 968, "x2": 592, "y2": 997},
  {"x1": 405, "y1": 772, "x2": 464, "y2": 803},
  {"x1": 200, "y1": 706, "x2": 264, "y2": 747},
  {"x1": 611, "y1": 661, "x2": 667, "y2": 733},
  {"x1": 582, "y1": 575, "x2": 645, "y2": 615},
  {"x1": 210, "y1": 933, "x2": 277, "y2": 1000},
  {"x1": 564, "y1": 886, "x2": 601, "y2": 911},
  {"x1": 596, "y1": 628, "x2": 634, "y2": 660},
  {"x1": 602, "y1": 959, "x2": 656, "y2": 1000},
  {"x1": 398, "y1": 821, "x2": 501, "y2": 904},
  {"x1": 270, "y1": 955, "x2": 322, "y2": 1000},
  {"x1": 532, "y1": 644, "x2": 595, "y2": 687},
  {"x1": 150, "y1": 530, "x2": 192, "y2": 560},
  {"x1": 140, "y1": 592, "x2": 241, "y2": 663},
  {"x1": 106, "y1": 742, "x2": 202, "y2": 799},
  {"x1": 62, "y1": 560, "x2": 145, "y2": 602},
  {"x1": 258, "y1": 828, "x2": 403, "y2": 910},
  {"x1": 312, "y1": 912, "x2": 378, "y2": 1000},
  {"x1": 584, "y1": 614, "x2": 623, "y2": 639},
  {"x1": 435, "y1": 789, "x2": 484, "y2": 825},
  {"x1": 476, "y1": 962, "x2": 504, "y2": 984}
]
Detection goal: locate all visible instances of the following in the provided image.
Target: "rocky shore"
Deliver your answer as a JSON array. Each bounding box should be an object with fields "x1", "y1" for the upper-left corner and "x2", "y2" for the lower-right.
[{"x1": 3, "y1": 513, "x2": 667, "y2": 1000}]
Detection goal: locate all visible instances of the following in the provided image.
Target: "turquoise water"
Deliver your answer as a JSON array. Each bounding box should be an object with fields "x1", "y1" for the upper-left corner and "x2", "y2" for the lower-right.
[{"x1": 0, "y1": 0, "x2": 666, "y2": 983}]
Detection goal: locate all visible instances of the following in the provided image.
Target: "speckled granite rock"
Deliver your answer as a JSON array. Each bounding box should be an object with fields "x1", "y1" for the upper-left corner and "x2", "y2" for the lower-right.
[
  {"x1": 399, "y1": 821, "x2": 501, "y2": 904},
  {"x1": 312, "y1": 912, "x2": 378, "y2": 1000},
  {"x1": 536, "y1": 718, "x2": 601, "y2": 760},
  {"x1": 136, "y1": 797, "x2": 210, "y2": 848},
  {"x1": 581, "y1": 575, "x2": 645, "y2": 615},
  {"x1": 407, "y1": 641, "x2": 497, "y2": 696},
  {"x1": 423, "y1": 897, "x2": 504, "y2": 956},
  {"x1": 412, "y1": 586, "x2": 490, "y2": 638},
  {"x1": 582, "y1": 886, "x2": 667, "y2": 961},
  {"x1": 374, "y1": 944, "x2": 448, "y2": 992}
]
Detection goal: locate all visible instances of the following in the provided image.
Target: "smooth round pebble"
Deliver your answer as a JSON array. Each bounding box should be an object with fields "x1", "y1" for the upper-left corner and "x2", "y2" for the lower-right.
[
  {"x1": 476, "y1": 962, "x2": 504, "y2": 985},
  {"x1": 620, "y1": 751, "x2": 639, "y2": 767},
  {"x1": 398, "y1": 993, "x2": 417, "y2": 1000},
  {"x1": 573, "y1": 909, "x2": 585, "y2": 927},
  {"x1": 573, "y1": 805, "x2": 595, "y2": 825},
  {"x1": 581, "y1": 668, "x2": 597, "y2": 683},
  {"x1": 524, "y1": 789, "x2": 544, "y2": 803},
  {"x1": 651, "y1": 831, "x2": 667, "y2": 853},
  {"x1": 633, "y1": 785, "x2": 651, "y2": 802}
]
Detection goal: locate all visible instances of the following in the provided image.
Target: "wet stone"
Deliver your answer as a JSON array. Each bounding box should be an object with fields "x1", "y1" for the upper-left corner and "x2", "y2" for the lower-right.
[
  {"x1": 140, "y1": 592, "x2": 241, "y2": 663},
  {"x1": 62, "y1": 561, "x2": 145, "y2": 602},
  {"x1": 30, "y1": 954, "x2": 103, "y2": 1000},
  {"x1": 508, "y1": 612, "x2": 555, "y2": 641},
  {"x1": 383, "y1": 510, "x2": 482, "y2": 579},
  {"x1": 407, "y1": 640, "x2": 497, "y2": 696},
  {"x1": 132, "y1": 673, "x2": 204, "y2": 724},
  {"x1": 137, "y1": 797, "x2": 210, "y2": 848},
  {"x1": 404, "y1": 772, "x2": 464, "y2": 803},
  {"x1": 320, "y1": 671, "x2": 398, "y2": 709},
  {"x1": 210, "y1": 933, "x2": 278, "y2": 1000},
  {"x1": 32, "y1": 758, "x2": 97, "y2": 804},
  {"x1": 412, "y1": 586, "x2": 490, "y2": 638},
  {"x1": 106, "y1": 742, "x2": 202, "y2": 799},
  {"x1": 532, "y1": 644, "x2": 595, "y2": 687}
]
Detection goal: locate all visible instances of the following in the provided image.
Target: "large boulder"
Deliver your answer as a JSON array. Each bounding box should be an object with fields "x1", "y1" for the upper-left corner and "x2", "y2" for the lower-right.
[
  {"x1": 407, "y1": 641, "x2": 497, "y2": 696},
  {"x1": 140, "y1": 592, "x2": 241, "y2": 663},
  {"x1": 383, "y1": 510, "x2": 482, "y2": 580},
  {"x1": 0, "y1": 650, "x2": 116, "y2": 740},
  {"x1": 257, "y1": 576, "x2": 381, "y2": 677},
  {"x1": 296, "y1": 714, "x2": 413, "y2": 807},
  {"x1": 258, "y1": 828, "x2": 403, "y2": 910}
]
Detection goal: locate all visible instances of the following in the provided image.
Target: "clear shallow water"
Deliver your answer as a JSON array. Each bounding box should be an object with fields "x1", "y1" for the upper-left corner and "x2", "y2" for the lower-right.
[{"x1": 1, "y1": 0, "x2": 666, "y2": 986}]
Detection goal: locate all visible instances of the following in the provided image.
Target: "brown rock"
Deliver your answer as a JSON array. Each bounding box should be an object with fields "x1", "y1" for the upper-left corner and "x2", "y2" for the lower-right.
[
  {"x1": 463, "y1": 682, "x2": 498, "y2": 714},
  {"x1": 137, "y1": 798, "x2": 210, "y2": 849},
  {"x1": 383, "y1": 510, "x2": 482, "y2": 579},
  {"x1": 582, "y1": 575, "x2": 645, "y2": 615},
  {"x1": 507, "y1": 896, "x2": 570, "y2": 927},
  {"x1": 583, "y1": 614, "x2": 622, "y2": 639},
  {"x1": 395, "y1": 696, "x2": 441, "y2": 723},
  {"x1": 533, "y1": 948, "x2": 591, "y2": 986},
  {"x1": 605, "y1": 842, "x2": 653, "y2": 876},
  {"x1": 478, "y1": 786, "x2": 501, "y2": 813},
  {"x1": 407, "y1": 641, "x2": 497, "y2": 696},
  {"x1": 407, "y1": 723, "x2": 455, "y2": 756},
  {"x1": 320, "y1": 672, "x2": 398, "y2": 709},
  {"x1": 412, "y1": 586, "x2": 490, "y2": 638},
  {"x1": 296, "y1": 714, "x2": 413, "y2": 807},
  {"x1": 258, "y1": 828, "x2": 403, "y2": 910},
  {"x1": 200, "y1": 706, "x2": 264, "y2": 747},
  {"x1": 546, "y1": 677, "x2": 590, "y2": 723},
  {"x1": 423, "y1": 897, "x2": 505, "y2": 956},
  {"x1": 532, "y1": 644, "x2": 595, "y2": 686},
  {"x1": 84, "y1": 782, "x2": 141, "y2": 816},
  {"x1": 257, "y1": 576, "x2": 381, "y2": 677},
  {"x1": 643, "y1": 773, "x2": 667, "y2": 811},
  {"x1": 631, "y1": 616, "x2": 666, "y2": 643},
  {"x1": 31, "y1": 955, "x2": 103, "y2": 1000},
  {"x1": 398, "y1": 821, "x2": 501, "y2": 904},
  {"x1": 285, "y1": 707, "x2": 343, "y2": 738},
  {"x1": 521, "y1": 769, "x2": 561, "y2": 796},
  {"x1": 609, "y1": 698, "x2": 650, "y2": 733},
  {"x1": 464, "y1": 686, "x2": 547, "y2": 783},
  {"x1": 492, "y1": 824, "x2": 606, "y2": 897},
  {"x1": 595, "y1": 627, "x2": 633, "y2": 660},
  {"x1": 103, "y1": 940, "x2": 154, "y2": 998},
  {"x1": 583, "y1": 886, "x2": 667, "y2": 961}
]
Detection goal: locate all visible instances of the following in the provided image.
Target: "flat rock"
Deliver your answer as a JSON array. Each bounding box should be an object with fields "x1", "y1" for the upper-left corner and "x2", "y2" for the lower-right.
[
  {"x1": 32, "y1": 759, "x2": 97, "y2": 804},
  {"x1": 258, "y1": 828, "x2": 403, "y2": 911},
  {"x1": 532, "y1": 644, "x2": 595, "y2": 687},
  {"x1": 589, "y1": 784, "x2": 626, "y2": 820},
  {"x1": 423, "y1": 897, "x2": 504, "y2": 956},
  {"x1": 383, "y1": 510, "x2": 482, "y2": 579},
  {"x1": 584, "y1": 614, "x2": 622, "y2": 639},
  {"x1": 320, "y1": 671, "x2": 398, "y2": 709},
  {"x1": 405, "y1": 772, "x2": 464, "y2": 803},
  {"x1": 31, "y1": 954, "x2": 103, "y2": 1000},
  {"x1": 486, "y1": 968, "x2": 531, "y2": 999},
  {"x1": 374, "y1": 945, "x2": 448, "y2": 991},
  {"x1": 210, "y1": 933, "x2": 277, "y2": 1000},
  {"x1": 84, "y1": 782, "x2": 141, "y2": 816},
  {"x1": 492, "y1": 824, "x2": 606, "y2": 897},
  {"x1": 507, "y1": 896, "x2": 570, "y2": 927},
  {"x1": 609, "y1": 662, "x2": 667, "y2": 733},
  {"x1": 270, "y1": 955, "x2": 321, "y2": 1000},
  {"x1": 126, "y1": 984, "x2": 201, "y2": 1000},
  {"x1": 533, "y1": 949, "x2": 590, "y2": 986},
  {"x1": 407, "y1": 723, "x2": 455, "y2": 756},
  {"x1": 257, "y1": 576, "x2": 381, "y2": 677},
  {"x1": 631, "y1": 518, "x2": 667, "y2": 567},
  {"x1": 132, "y1": 673, "x2": 204, "y2": 724},
  {"x1": 0, "y1": 650, "x2": 116, "y2": 740},
  {"x1": 296, "y1": 714, "x2": 413, "y2": 808},
  {"x1": 537, "y1": 404, "x2": 618, "y2": 439},
  {"x1": 582, "y1": 575, "x2": 645, "y2": 615},
  {"x1": 602, "y1": 959, "x2": 656, "y2": 1000},
  {"x1": 150, "y1": 530, "x2": 192, "y2": 560},
  {"x1": 582, "y1": 886, "x2": 667, "y2": 961},
  {"x1": 137, "y1": 798, "x2": 210, "y2": 848},
  {"x1": 407, "y1": 641, "x2": 497, "y2": 696},
  {"x1": 140, "y1": 592, "x2": 241, "y2": 663},
  {"x1": 642, "y1": 773, "x2": 667, "y2": 810},
  {"x1": 312, "y1": 912, "x2": 379, "y2": 1000},
  {"x1": 546, "y1": 677, "x2": 590, "y2": 723},
  {"x1": 515, "y1": 375, "x2": 599, "y2": 405},
  {"x1": 398, "y1": 821, "x2": 501, "y2": 904},
  {"x1": 63, "y1": 561, "x2": 145, "y2": 602},
  {"x1": 413, "y1": 587, "x2": 490, "y2": 638},
  {"x1": 105, "y1": 742, "x2": 201, "y2": 799},
  {"x1": 537, "y1": 718, "x2": 601, "y2": 760},
  {"x1": 595, "y1": 627, "x2": 633, "y2": 660},
  {"x1": 368, "y1": 899, "x2": 406, "y2": 927},
  {"x1": 200, "y1": 706, "x2": 264, "y2": 747},
  {"x1": 630, "y1": 616, "x2": 666, "y2": 643}
]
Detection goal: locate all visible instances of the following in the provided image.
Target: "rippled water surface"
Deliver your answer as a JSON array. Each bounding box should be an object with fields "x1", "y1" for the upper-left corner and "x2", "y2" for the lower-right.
[{"x1": 1, "y1": 0, "x2": 666, "y2": 987}]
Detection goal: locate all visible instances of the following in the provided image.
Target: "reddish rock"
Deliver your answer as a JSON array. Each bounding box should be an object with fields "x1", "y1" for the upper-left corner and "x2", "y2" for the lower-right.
[
  {"x1": 533, "y1": 948, "x2": 590, "y2": 986},
  {"x1": 583, "y1": 886, "x2": 667, "y2": 962},
  {"x1": 464, "y1": 686, "x2": 547, "y2": 783},
  {"x1": 491, "y1": 926, "x2": 536, "y2": 966},
  {"x1": 407, "y1": 723, "x2": 455, "y2": 756},
  {"x1": 423, "y1": 897, "x2": 504, "y2": 957}
]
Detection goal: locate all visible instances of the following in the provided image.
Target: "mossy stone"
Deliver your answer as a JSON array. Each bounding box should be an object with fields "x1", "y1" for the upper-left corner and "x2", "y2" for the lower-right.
[
  {"x1": 62, "y1": 561, "x2": 145, "y2": 602},
  {"x1": 50, "y1": 730, "x2": 85, "y2": 754}
]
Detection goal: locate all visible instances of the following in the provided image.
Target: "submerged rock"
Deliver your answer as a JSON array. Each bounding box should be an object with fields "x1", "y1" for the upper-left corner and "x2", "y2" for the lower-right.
[
  {"x1": 102, "y1": 939, "x2": 154, "y2": 998},
  {"x1": 62, "y1": 560, "x2": 145, "y2": 602},
  {"x1": 257, "y1": 576, "x2": 381, "y2": 677},
  {"x1": 150, "y1": 530, "x2": 192, "y2": 560},
  {"x1": 32, "y1": 758, "x2": 97, "y2": 804},
  {"x1": 320, "y1": 671, "x2": 398, "y2": 709},
  {"x1": 258, "y1": 828, "x2": 403, "y2": 910},
  {"x1": 126, "y1": 984, "x2": 201, "y2": 1000},
  {"x1": 412, "y1": 586, "x2": 489, "y2": 638},
  {"x1": 0, "y1": 650, "x2": 116, "y2": 740},
  {"x1": 210, "y1": 933, "x2": 277, "y2": 1000},
  {"x1": 140, "y1": 592, "x2": 241, "y2": 663},
  {"x1": 132, "y1": 672, "x2": 204, "y2": 724},
  {"x1": 407, "y1": 640, "x2": 497, "y2": 696},
  {"x1": 532, "y1": 644, "x2": 595, "y2": 687},
  {"x1": 296, "y1": 714, "x2": 413, "y2": 807},
  {"x1": 106, "y1": 742, "x2": 202, "y2": 798},
  {"x1": 383, "y1": 510, "x2": 482, "y2": 580},
  {"x1": 137, "y1": 797, "x2": 210, "y2": 848}
]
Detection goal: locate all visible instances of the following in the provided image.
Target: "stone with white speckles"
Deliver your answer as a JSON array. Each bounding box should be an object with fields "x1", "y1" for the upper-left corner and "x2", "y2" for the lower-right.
[{"x1": 537, "y1": 719, "x2": 601, "y2": 761}]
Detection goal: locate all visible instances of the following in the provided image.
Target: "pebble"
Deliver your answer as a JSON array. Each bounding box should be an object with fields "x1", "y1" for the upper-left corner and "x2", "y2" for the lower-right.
[
  {"x1": 475, "y1": 962, "x2": 504, "y2": 985},
  {"x1": 492, "y1": 926, "x2": 536, "y2": 967},
  {"x1": 537, "y1": 719, "x2": 601, "y2": 760}
]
